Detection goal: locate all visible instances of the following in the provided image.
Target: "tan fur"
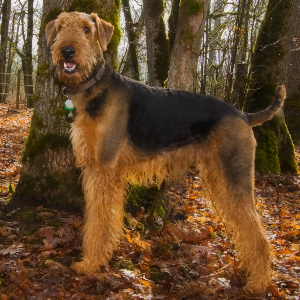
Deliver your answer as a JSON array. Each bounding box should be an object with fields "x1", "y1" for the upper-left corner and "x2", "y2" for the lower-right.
[{"x1": 46, "y1": 11, "x2": 282, "y2": 295}]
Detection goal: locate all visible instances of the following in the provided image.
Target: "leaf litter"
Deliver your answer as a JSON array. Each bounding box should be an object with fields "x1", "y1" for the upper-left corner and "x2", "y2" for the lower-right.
[{"x1": 0, "y1": 103, "x2": 299, "y2": 299}]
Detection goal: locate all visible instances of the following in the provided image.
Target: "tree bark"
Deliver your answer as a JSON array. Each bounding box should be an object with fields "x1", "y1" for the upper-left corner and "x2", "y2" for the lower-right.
[
  {"x1": 244, "y1": 0, "x2": 297, "y2": 174},
  {"x1": 24, "y1": 0, "x2": 34, "y2": 108},
  {"x1": 231, "y1": 0, "x2": 251, "y2": 109},
  {"x1": 121, "y1": 0, "x2": 140, "y2": 80},
  {"x1": 143, "y1": 0, "x2": 170, "y2": 87},
  {"x1": 0, "y1": 0, "x2": 11, "y2": 103},
  {"x1": 167, "y1": 0, "x2": 210, "y2": 92},
  {"x1": 3, "y1": 11, "x2": 17, "y2": 103},
  {"x1": 11, "y1": 0, "x2": 121, "y2": 209},
  {"x1": 283, "y1": 0, "x2": 300, "y2": 143},
  {"x1": 168, "y1": 0, "x2": 180, "y2": 53},
  {"x1": 225, "y1": 0, "x2": 247, "y2": 103}
]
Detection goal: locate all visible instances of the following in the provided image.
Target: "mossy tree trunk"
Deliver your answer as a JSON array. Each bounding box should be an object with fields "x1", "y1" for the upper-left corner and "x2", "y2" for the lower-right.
[
  {"x1": 143, "y1": 0, "x2": 170, "y2": 87},
  {"x1": 167, "y1": 0, "x2": 210, "y2": 92},
  {"x1": 244, "y1": 0, "x2": 297, "y2": 174},
  {"x1": 121, "y1": 0, "x2": 140, "y2": 80},
  {"x1": 283, "y1": 0, "x2": 300, "y2": 144},
  {"x1": 10, "y1": 0, "x2": 121, "y2": 209}
]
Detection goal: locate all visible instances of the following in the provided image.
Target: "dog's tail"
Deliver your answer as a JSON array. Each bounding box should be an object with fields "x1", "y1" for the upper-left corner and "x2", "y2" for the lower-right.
[{"x1": 245, "y1": 85, "x2": 286, "y2": 127}]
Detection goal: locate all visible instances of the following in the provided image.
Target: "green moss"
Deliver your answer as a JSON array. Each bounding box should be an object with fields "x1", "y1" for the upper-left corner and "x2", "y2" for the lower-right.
[
  {"x1": 114, "y1": 259, "x2": 134, "y2": 271},
  {"x1": 22, "y1": 130, "x2": 70, "y2": 163},
  {"x1": 126, "y1": 184, "x2": 166, "y2": 218},
  {"x1": 47, "y1": 218, "x2": 61, "y2": 228},
  {"x1": 180, "y1": 24, "x2": 195, "y2": 47},
  {"x1": 13, "y1": 172, "x2": 83, "y2": 207},
  {"x1": 149, "y1": 266, "x2": 167, "y2": 283},
  {"x1": 36, "y1": 61, "x2": 53, "y2": 80},
  {"x1": 39, "y1": 8, "x2": 63, "y2": 42},
  {"x1": 285, "y1": 93, "x2": 300, "y2": 143},
  {"x1": 44, "y1": 8, "x2": 63, "y2": 27},
  {"x1": 17, "y1": 207, "x2": 41, "y2": 223},
  {"x1": 146, "y1": 0, "x2": 164, "y2": 18},
  {"x1": 31, "y1": 93, "x2": 41, "y2": 105},
  {"x1": 183, "y1": 0, "x2": 204, "y2": 15},
  {"x1": 254, "y1": 124, "x2": 280, "y2": 174},
  {"x1": 23, "y1": 227, "x2": 38, "y2": 236}
]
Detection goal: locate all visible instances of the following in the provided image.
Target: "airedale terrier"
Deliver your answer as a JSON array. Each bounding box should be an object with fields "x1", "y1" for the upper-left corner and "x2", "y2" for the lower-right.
[{"x1": 46, "y1": 11, "x2": 286, "y2": 294}]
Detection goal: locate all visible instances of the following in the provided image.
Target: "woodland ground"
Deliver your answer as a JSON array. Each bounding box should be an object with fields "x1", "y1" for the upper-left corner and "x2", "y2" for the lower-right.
[{"x1": 0, "y1": 103, "x2": 299, "y2": 300}]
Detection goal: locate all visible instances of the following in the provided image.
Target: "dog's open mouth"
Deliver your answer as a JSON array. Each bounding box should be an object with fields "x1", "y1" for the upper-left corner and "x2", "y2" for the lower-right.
[{"x1": 63, "y1": 62, "x2": 78, "y2": 74}]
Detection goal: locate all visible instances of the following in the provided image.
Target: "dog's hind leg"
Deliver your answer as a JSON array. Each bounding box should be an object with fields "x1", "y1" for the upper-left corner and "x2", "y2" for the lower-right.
[
  {"x1": 201, "y1": 116, "x2": 270, "y2": 294},
  {"x1": 72, "y1": 167, "x2": 124, "y2": 274}
]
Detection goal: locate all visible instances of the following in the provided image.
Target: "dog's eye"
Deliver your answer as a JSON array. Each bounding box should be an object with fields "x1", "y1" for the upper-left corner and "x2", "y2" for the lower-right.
[{"x1": 83, "y1": 27, "x2": 91, "y2": 34}]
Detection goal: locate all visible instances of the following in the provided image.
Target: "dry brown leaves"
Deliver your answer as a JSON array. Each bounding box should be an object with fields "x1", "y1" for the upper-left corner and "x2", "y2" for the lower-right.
[{"x1": 0, "y1": 104, "x2": 299, "y2": 299}]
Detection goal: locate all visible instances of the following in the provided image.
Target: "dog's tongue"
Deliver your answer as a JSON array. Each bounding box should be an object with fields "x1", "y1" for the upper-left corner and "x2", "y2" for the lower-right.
[{"x1": 65, "y1": 62, "x2": 75, "y2": 68}]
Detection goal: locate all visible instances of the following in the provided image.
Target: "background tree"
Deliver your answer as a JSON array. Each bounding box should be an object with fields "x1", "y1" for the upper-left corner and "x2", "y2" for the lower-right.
[
  {"x1": 244, "y1": 0, "x2": 297, "y2": 174},
  {"x1": 11, "y1": 0, "x2": 121, "y2": 207},
  {"x1": 0, "y1": 0, "x2": 11, "y2": 103},
  {"x1": 168, "y1": 0, "x2": 210, "y2": 92},
  {"x1": 24, "y1": 0, "x2": 34, "y2": 108},
  {"x1": 14, "y1": 0, "x2": 35, "y2": 108},
  {"x1": 121, "y1": 0, "x2": 140, "y2": 80},
  {"x1": 168, "y1": 0, "x2": 180, "y2": 53},
  {"x1": 227, "y1": 0, "x2": 251, "y2": 106},
  {"x1": 143, "y1": 0, "x2": 169, "y2": 87},
  {"x1": 13, "y1": 0, "x2": 34, "y2": 108},
  {"x1": 283, "y1": 0, "x2": 300, "y2": 143}
]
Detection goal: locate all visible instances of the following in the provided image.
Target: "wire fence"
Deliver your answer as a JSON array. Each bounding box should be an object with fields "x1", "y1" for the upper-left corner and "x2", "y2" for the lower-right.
[{"x1": 0, "y1": 71, "x2": 35, "y2": 108}]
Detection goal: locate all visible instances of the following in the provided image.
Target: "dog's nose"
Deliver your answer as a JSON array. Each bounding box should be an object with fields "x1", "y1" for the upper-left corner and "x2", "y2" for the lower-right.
[{"x1": 61, "y1": 46, "x2": 76, "y2": 60}]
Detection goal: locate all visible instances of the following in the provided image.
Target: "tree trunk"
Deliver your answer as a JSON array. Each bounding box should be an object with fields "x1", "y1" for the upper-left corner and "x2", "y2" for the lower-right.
[
  {"x1": 225, "y1": 0, "x2": 247, "y2": 103},
  {"x1": 121, "y1": 0, "x2": 140, "y2": 80},
  {"x1": 244, "y1": 0, "x2": 297, "y2": 174},
  {"x1": 168, "y1": 0, "x2": 180, "y2": 53},
  {"x1": 283, "y1": 0, "x2": 300, "y2": 143},
  {"x1": 0, "y1": 0, "x2": 11, "y2": 103},
  {"x1": 143, "y1": 0, "x2": 170, "y2": 87},
  {"x1": 24, "y1": 0, "x2": 34, "y2": 108},
  {"x1": 231, "y1": 0, "x2": 251, "y2": 109},
  {"x1": 167, "y1": 0, "x2": 210, "y2": 92},
  {"x1": 3, "y1": 12, "x2": 16, "y2": 103},
  {"x1": 11, "y1": 0, "x2": 121, "y2": 209}
]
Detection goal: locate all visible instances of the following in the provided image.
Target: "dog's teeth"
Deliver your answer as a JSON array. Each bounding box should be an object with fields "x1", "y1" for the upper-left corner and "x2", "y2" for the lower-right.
[{"x1": 64, "y1": 62, "x2": 76, "y2": 70}]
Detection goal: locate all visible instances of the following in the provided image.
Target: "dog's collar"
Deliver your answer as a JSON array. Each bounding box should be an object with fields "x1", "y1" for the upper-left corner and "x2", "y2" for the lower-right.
[{"x1": 63, "y1": 64, "x2": 106, "y2": 95}]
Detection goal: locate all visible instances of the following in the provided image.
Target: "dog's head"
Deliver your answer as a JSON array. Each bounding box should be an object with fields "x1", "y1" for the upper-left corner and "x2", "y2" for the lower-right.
[{"x1": 46, "y1": 11, "x2": 114, "y2": 87}]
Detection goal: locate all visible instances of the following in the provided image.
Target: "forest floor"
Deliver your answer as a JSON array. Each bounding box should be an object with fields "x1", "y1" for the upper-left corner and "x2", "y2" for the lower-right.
[{"x1": 0, "y1": 103, "x2": 299, "y2": 300}]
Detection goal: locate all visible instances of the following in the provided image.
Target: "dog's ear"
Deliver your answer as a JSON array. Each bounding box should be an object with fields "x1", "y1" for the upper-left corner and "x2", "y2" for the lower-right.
[
  {"x1": 45, "y1": 19, "x2": 57, "y2": 47},
  {"x1": 90, "y1": 13, "x2": 114, "y2": 51}
]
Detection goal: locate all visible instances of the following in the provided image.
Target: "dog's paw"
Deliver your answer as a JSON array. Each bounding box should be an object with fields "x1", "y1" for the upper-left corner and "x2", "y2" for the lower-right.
[{"x1": 71, "y1": 260, "x2": 99, "y2": 275}]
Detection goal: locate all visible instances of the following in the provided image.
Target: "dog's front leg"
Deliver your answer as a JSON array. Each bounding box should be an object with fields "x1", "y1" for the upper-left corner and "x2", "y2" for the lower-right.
[{"x1": 71, "y1": 167, "x2": 124, "y2": 274}]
